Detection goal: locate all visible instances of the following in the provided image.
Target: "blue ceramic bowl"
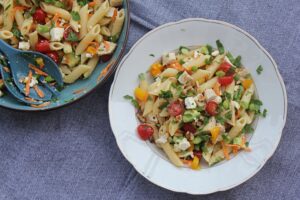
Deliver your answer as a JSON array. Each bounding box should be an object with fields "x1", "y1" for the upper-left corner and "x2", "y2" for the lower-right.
[{"x1": 0, "y1": 0, "x2": 130, "y2": 111}]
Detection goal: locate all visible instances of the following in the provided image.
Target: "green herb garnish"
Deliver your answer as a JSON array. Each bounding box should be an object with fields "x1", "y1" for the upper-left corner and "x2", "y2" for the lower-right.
[
  {"x1": 149, "y1": 54, "x2": 155, "y2": 57},
  {"x1": 256, "y1": 65, "x2": 263, "y2": 74},
  {"x1": 226, "y1": 52, "x2": 235, "y2": 63},
  {"x1": 124, "y1": 95, "x2": 139, "y2": 109},
  {"x1": 242, "y1": 124, "x2": 254, "y2": 134},
  {"x1": 191, "y1": 66, "x2": 198, "y2": 72},
  {"x1": 159, "y1": 102, "x2": 169, "y2": 110},
  {"x1": 233, "y1": 55, "x2": 242, "y2": 67},
  {"x1": 159, "y1": 90, "x2": 173, "y2": 99},
  {"x1": 216, "y1": 40, "x2": 225, "y2": 54},
  {"x1": 71, "y1": 11, "x2": 80, "y2": 21},
  {"x1": 67, "y1": 31, "x2": 79, "y2": 42}
]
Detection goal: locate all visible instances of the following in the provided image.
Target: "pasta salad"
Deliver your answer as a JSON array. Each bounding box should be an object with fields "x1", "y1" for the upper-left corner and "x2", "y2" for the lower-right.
[
  {"x1": 0, "y1": 0, "x2": 124, "y2": 84},
  {"x1": 125, "y1": 40, "x2": 267, "y2": 169}
]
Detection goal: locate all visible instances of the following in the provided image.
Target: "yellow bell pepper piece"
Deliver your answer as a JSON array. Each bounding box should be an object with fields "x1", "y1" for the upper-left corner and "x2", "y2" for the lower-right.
[
  {"x1": 150, "y1": 63, "x2": 163, "y2": 77},
  {"x1": 210, "y1": 126, "x2": 220, "y2": 144},
  {"x1": 86, "y1": 46, "x2": 97, "y2": 56},
  {"x1": 134, "y1": 87, "x2": 148, "y2": 102},
  {"x1": 191, "y1": 156, "x2": 200, "y2": 170},
  {"x1": 242, "y1": 79, "x2": 253, "y2": 89},
  {"x1": 35, "y1": 58, "x2": 44, "y2": 68}
]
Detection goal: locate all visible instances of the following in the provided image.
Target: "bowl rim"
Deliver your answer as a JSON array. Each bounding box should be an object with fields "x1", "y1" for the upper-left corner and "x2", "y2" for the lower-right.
[
  {"x1": 0, "y1": 0, "x2": 131, "y2": 112},
  {"x1": 109, "y1": 18, "x2": 288, "y2": 194}
]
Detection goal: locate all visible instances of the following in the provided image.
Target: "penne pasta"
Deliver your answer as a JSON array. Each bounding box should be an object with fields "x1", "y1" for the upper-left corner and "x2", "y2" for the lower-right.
[
  {"x1": 40, "y1": 3, "x2": 71, "y2": 20},
  {"x1": 63, "y1": 64, "x2": 91, "y2": 83},
  {"x1": 87, "y1": 0, "x2": 110, "y2": 30},
  {"x1": 75, "y1": 24, "x2": 100, "y2": 55},
  {"x1": 83, "y1": 56, "x2": 100, "y2": 78},
  {"x1": 109, "y1": 9, "x2": 125, "y2": 36},
  {"x1": 79, "y1": 4, "x2": 89, "y2": 39}
]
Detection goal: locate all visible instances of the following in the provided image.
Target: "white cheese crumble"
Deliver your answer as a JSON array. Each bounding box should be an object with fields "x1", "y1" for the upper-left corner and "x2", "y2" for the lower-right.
[
  {"x1": 174, "y1": 138, "x2": 191, "y2": 152},
  {"x1": 185, "y1": 97, "x2": 197, "y2": 109},
  {"x1": 204, "y1": 88, "x2": 222, "y2": 104},
  {"x1": 178, "y1": 71, "x2": 193, "y2": 84},
  {"x1": 155, "y1": 135, "x2": 168, "y2": 144},
  {"x1": 50, "y1": 27, "x2": 64, "y2": 42},
  {"x1": 193, "y1": 50, "x2": 200, "y2": 58},
  {"x1": 24, "y1": 76, "x2": 38, "y2": 87},
  {"x1": 211, "y1": 50, "x2": 219, "y2": 56},
  {"x1": 18, "y1": 41, "x2": 30, "y2": 50}
]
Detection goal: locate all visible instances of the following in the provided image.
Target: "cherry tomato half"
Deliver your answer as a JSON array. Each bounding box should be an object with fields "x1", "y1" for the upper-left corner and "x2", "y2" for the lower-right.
[
  {"x1": 35, "y1": 40, "x2": 51, "y2": 53},
  {"x1": 205, "y1": 101, "x2": 218, "y2": 116},
  {"x1": 33, "y1": 8, "x2": 46, "y2": 24},
  {"x1": 218, "y1": 61, "x2": 232, "y2": 73},
  {"x1": 100, "y1": 54, "x2": 112, "y2": 62},
  {"x1": 193, "y1": 151, "x2": 202, "y2": 159},
  {"x1": 168, "y1": 100, "x2": 184, "y2": 117},
  {"x1": 137, "y1": 124, "x2": 154, "y2": 140},
  {"x1": 218, "y1": 76, "x2": 234, "y2": 86},
  {"x1": 182, "y1": 123, "x2": 196, "y2": 133},
  {"x1": 46, "y1": 52, "x2": 59, "y2": 63}
]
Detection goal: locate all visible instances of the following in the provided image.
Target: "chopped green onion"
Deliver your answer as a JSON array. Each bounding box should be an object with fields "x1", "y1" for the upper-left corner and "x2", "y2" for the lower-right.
[
  {"x1": 71, "y1": 11, "x2": 80, "y2": 21},
  {"x1": 158, "y1": 90, "x2": 173, "y2": 99},
  {"x1": 124, "y1": 95, "x2": 139, "y2": 109},
  {"x1": 226, "y1": 52, "x2": 235, "y2": 63},
  {"x1": 216, "y1": 40, "x2": 225, "y2": 54},
  {"x1": 216, "y1": 71, "x2": 225, "y2": 77},
  {"x1": 191, "y1": 66, "x2": 198, "y2": 72},
  {"x1": 256, "y1": 65, "x2": 263, "y2": 74},
  {"x1": 233, "y1": 56, "x2": 242, "y2": 67}
]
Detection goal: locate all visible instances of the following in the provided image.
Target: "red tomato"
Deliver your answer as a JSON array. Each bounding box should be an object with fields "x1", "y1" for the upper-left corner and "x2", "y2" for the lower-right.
[
  {"x1": 218, "y1": 61, "x2": 232, "y2": 73},
  {"x1": 100, "y1": 54, "x2": 112, "y2": 62},
  {"x1": 182, "y1": 123, "x2": 196, "y2": 133},
  {"x1": 168, "y1": 101, "x2": 184, "y2": 117},
  {"x1": 46, "y1": 52, "x2": 59, "y2": 63},
  {"x1": 35, "y1": 40, "x2": 51, "y2": 53},
  {"x1": 218, "y1": 76, "x2": 234, "y2": 86},
  {"x1": 193, "y1": 151, "x2": 202, "y2": 159},
  {"x1": 33, "y1": 8, "x2": 46, "y2": 24},
  {"x1": 205, "y1": 101, "x2": 218, "y2": 116},
  {"x1": 137, "y1": 124, "x2": 154, "y2": 140}
]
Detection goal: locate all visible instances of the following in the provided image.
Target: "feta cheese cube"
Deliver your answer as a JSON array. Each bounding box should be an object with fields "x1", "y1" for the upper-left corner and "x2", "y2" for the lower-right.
[
  {"x1": 211, "y1": 50, "x2": 219, "y2": 56},
  {"x1": 178, "y1": 71, "x2": 193, "y2": 84},
  {"x1": 155, "y1": 135, "x2": 168, "y2": 144},
  {"x1": 193, "y1": 50, "x2": 200, "y2": 58},
  {"x1": 18, "y1": 41, "x2": 30, "y2": 50},
  {"x1": 204, "y1": 88, "x2": 217, "y2": 101},
  {"x1": 185, "y1": 97, "x2": 197, "y2": 109},
  {"x1": 50, "y1": 27, "x2": 64, "y2": 42},
  {"x1": 174, "y1": 138, "x2": 191, "y2": 152},
  {"x1": 105, "y1": 8, "x2": 116, "y2": 17},
  {"x1": 162, "y1": 52, "x2": 176, "y2": 65},
  {"x1": 213, "y1": 96, "x2": 222, "y2": 104}
]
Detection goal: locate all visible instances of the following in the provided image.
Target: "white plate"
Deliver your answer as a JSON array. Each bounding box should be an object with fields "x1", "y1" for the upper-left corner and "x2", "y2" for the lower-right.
[{"x1": 109, "y1": 18, "x2": 287, "y2": 194}]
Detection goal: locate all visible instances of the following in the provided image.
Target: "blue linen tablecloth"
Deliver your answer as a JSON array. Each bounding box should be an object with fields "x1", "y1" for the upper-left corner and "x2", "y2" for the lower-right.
[{"x1": 0, "y1": 0, "x2": 299, "y2": 199}]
